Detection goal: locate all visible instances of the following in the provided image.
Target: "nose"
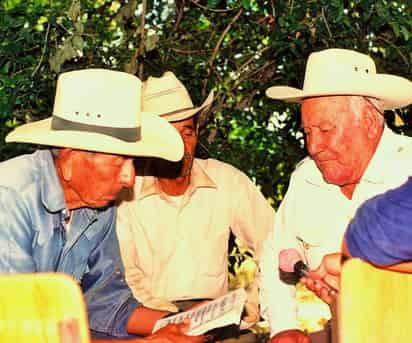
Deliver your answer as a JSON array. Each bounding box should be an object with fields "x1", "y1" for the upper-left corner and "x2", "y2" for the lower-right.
[
  {"x1": 306, "y1": 131, "x2": 325, "y2": 157},
  {"x1": 119, "y1": 158, "x2": 135, "y2": 188}
]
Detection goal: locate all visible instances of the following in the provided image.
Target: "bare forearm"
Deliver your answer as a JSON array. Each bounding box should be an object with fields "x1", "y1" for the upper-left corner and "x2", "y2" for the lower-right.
[
  {"x1": 92, "y1": 339, "x2": 143, "y2": 343},
  {"x1": 382, "y1": 261, "x2": 412, "y2": 273},
  {"x1": 126, "y1": 306, "x2": 170, "y2": 336},
  {"x1": 343, "y1": 237, "x2": 412, "y2": 273}
]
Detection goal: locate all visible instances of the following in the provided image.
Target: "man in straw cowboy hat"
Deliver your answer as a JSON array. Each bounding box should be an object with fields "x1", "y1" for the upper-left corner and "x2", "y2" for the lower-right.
[
  {"x1": 259, "y1": 48, "x2": 412, "y2": 343},
  {"x1": 116, "y1": 71, "x2": 275, "y2": 341},
  {"x1": 0, "y1": 68, "x2": 209, "y2": 342}
]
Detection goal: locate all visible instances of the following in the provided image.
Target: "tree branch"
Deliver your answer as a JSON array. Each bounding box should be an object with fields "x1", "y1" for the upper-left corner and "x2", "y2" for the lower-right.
[
  {"x1": 236, "y1": 46, "x2": 271, "y2": 74},
  {"x1": 208, "y1": 7, "x2": 243, "y2": 70},
  {"x1": 138, "y1": 0, "x2": 148, "y2": 79},
  {"x1": 377, "y1": 36, "x2": 409, "y2": 66},
  {"x1": 174, "y1": 0, "x2": 185, "y2": 31},
  {"x1": 321, "y1": 7, "x2": 333, "y2": 39},
  {"x1": 170, "y1": 47, "x2": 213, "y2": 55},
  {"x1": 203, "y1": 7, "x2": 243, "y2": 95},
  {"x1": 190, "y1": 0, "x2": 236, "y2": 13},
  {"x1": 31, "y1": 22, "x2": 50, "y2": 78}
]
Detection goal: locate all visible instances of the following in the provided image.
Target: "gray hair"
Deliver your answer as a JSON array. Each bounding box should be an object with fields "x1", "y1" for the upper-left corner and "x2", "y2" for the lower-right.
[{"x1": 348, "y1": 96, "x2": 385, "y2": 126}]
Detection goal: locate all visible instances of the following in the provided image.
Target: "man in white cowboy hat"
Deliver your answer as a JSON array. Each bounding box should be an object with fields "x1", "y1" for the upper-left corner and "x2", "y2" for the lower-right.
[
  {"x1": 259, "y1": 48, "x2": 412, "y2": 343},
  {"x1": 0, "y1": 68, "x2": 208, "y2": 343},
  {"x1": 116, "y1": 71, "x2": 275, "y2": 341}
]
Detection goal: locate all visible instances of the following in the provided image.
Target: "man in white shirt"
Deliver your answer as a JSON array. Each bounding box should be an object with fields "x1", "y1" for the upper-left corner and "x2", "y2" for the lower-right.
[
  {"x1": 117, "y1": 72, "x2": 275, "y2": 342},
  {"x1": 260, "y1": 48, "x2": 412, "y2": 343}
]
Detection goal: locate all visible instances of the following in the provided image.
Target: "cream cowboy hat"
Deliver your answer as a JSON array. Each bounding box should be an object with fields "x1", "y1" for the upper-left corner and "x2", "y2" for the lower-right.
[
  {"x1": 266, "y1": 48, "x2": 412, "y2": 110},
  {"x1": 142, "y1": 71, "x2": 214, "y2": 122},
  {"x1": 6, "y1": 69, "x2": 183, "y2": 161}
]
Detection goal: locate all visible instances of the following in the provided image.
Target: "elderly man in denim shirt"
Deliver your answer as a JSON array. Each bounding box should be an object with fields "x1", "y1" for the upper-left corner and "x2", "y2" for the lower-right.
[{"x1": 0, "y1": 69, "x2": 206, "y2": 343}]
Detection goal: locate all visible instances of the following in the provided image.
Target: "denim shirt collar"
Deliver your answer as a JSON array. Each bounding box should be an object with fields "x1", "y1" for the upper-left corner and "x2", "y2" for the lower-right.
[
  {"x1": 38, "y1": 150, "x2": 102, "y2": 225},
  {"x1": 38, "y1": 150, "x2": 68, "y2": 215}
]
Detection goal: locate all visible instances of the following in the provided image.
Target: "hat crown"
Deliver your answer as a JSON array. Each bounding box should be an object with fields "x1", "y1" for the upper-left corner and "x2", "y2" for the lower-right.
[
  {"x1": 303, "y1": 49, "x2": 377, "y2": 92},
  {"x1": 53, "y1": 69, "x2": 141, "y2": 129},
  {"x1": 142, "y1": 71, "x2": 195, "y2": 116},
  {"x1": 266, "y1": 48, "x2": 412, "y2": 110}
]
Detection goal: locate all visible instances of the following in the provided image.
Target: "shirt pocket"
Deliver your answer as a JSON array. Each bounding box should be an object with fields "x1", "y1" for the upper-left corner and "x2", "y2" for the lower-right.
[
  {"x1": 295, "y1": 234, "x2": 322, "y2": 268},
  {"x1": 60, "y1": 236, "x2": 92, "y2": 282}
]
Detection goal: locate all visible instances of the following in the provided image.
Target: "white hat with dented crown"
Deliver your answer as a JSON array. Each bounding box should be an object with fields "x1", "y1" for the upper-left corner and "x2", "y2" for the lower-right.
[
  {"x1": 266, "y1": 48, "x2": 412, "y2": 110},
  {"x1": 6, "y1": 69, "x2": 184, "y2": 161}
]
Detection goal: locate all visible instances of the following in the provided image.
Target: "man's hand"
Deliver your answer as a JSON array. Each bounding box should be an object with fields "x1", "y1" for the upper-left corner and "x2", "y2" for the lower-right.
[
  {"x1": 268, "y1": 329, "x2": 310, "y2": 343},
  {"x1": 144, "y1": 322, "x2": 209, "y2": 342},
  {"x1": 301, "y1": 253, "x2": 342, "y2": 304},
  {"x1": 243, "y1": 300, "x2": 260, "y2": 325}
]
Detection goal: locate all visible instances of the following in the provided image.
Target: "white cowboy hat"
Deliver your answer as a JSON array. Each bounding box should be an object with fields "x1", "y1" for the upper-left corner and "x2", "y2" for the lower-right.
[
  {"x1": 266, "y1": 48, "x2": 412, "y2": 110},
  {"x1": 142, "y1": 71, "x2": 214, "y2": 122},
  {"x1": 6, "y1": 69, "x2": 183, "y2": 161}
]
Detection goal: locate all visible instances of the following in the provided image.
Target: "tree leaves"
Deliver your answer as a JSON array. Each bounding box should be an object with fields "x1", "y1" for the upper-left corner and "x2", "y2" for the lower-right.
[{"x1": 1, "y1": 0, "x2": 412, "y2": 203}]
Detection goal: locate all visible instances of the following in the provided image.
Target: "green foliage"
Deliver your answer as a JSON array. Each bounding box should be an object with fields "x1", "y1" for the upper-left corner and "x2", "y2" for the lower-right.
[{"x1": 1, "y1": 0, "x2": 412, "y2": 207}]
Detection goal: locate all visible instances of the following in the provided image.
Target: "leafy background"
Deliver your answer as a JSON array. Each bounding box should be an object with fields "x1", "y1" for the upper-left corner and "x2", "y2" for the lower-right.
[
  {"x1": 2, "y1": 0, "x2": 411, "y2": 205},
  {"x1": 1, "y1": 0, "x2": 412, "y2": 338}
]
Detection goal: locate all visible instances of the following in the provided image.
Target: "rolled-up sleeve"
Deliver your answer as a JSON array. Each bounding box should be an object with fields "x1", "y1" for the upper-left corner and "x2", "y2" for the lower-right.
[
  {"x1": 345, "y1": 178, "x2": 412, "y2": 266},
  {"x1": 82, "y1": 209, "x2": 140, "y2": 338}
]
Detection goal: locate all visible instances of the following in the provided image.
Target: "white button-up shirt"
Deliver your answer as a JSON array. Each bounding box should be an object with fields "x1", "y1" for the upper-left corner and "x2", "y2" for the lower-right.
[
  {"x1": 117, "y1": 158, "x2": 275, "y2": 313},
  {"x1": 260, "y1": 127, "x2": 412, "y2": 336}
]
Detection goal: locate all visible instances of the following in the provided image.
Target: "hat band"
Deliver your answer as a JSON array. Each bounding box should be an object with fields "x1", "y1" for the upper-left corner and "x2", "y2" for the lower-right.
[
  {"x1": 162, "y1": 106, "x2": 195, "y2": 116},
  {"x1": 51, "y1": 115, "x2": 141, "y2": 142}
]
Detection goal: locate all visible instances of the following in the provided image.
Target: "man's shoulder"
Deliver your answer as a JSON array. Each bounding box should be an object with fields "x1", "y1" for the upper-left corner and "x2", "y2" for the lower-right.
[
  {"x1": 393, "y1": 134, "x2": 412, "y2": 157},
  {"x1": 290, "y1": 156, "x2": 320, "y2": 181},
  {"x1": 196, "y1": 158, "x2": 249, "y2": 179},
  {"x1": 0, "y1": 152, "x2": 40, "y2": 192},
  {"x1": 383, "y1": 131, "x2": 412, "y2": 171}
]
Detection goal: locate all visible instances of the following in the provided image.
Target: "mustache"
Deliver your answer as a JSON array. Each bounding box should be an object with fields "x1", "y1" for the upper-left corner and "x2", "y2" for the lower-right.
[{"x1": 149, "y1": 153, "x2": 194, "y2": 178}]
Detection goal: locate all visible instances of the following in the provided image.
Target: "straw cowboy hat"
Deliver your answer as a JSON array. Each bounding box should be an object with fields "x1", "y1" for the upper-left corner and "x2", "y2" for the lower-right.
[
  {"x1": 266, "y1": 48, "x2": 412, "y2": 110},
  {"x1": 6, "y1": 69, "x2": 184, "y2": 161},
  {"x1": 142, "y1": 71, "x2": 214, "y2": 122}
]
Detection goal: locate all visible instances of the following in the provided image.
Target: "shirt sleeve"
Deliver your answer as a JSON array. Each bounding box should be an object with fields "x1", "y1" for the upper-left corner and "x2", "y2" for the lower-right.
[
  {"x1": 229, "y1": 169, "x2": 275, "y2": 259},
  {"x1": 345, "y1": 178, "x2": 412, "y2": 266},
  {"x1": 0, "y1": 186, "x2": 36, "y2": 272},
  {"x1": 259, "y1": 173, "x2": 302, "y2": 337},
  {"x1": 81, "y1": 207, "x2": 140, "y2": 339},
  {"x1": 228, "y1": 169, "x2": 275, "y2": 316}
]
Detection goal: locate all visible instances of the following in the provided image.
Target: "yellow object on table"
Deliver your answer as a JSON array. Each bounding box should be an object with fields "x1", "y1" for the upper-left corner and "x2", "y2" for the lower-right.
[
  {"x1": 339, "y1": 258, "x2": 412, "y2": 343},
  {"x1": 0, "y1": 273, "x2": 90, "y2": 343}
]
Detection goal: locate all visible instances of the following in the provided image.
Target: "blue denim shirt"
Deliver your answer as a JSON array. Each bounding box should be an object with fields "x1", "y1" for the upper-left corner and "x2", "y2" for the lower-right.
[{"x1": 0, "y1": 150, "x2": 139, "y2": 338}]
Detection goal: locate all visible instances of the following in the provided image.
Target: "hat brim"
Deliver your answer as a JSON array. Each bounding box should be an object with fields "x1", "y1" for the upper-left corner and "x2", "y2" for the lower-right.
[
  {"x1": 163, "y1": 90, "x2": 214, "y2": 122},
  {"x1": 266, "y1": 74, "x2": 412, "y2": 110},
  {"x1": 5, "y1": 112, "x2": 184, "y2": 161}
]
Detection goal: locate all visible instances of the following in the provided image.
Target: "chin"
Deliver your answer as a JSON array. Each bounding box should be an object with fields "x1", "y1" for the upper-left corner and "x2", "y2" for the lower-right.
[
  {"x1": 320, "y1": 170, "x2": 350, "y2": 187},
  {"x1": 87, "y1": 199, "x2": 112, "y2": 208}
]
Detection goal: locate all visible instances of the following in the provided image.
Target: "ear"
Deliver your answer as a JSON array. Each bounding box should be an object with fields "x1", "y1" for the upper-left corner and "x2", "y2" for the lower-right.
[
  {"x1": 363, "y1": 105, "x2": 381, "y2": 139},
  {"x1": 58, "y1": 149, "x2": 74, "y2": 181}
]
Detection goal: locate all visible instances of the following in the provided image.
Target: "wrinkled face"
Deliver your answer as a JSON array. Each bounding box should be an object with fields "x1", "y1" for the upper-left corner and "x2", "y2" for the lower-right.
[
  {"x1": 301, "y1": 96, "x2": 375, "y2": 187},
  {"x1": 68, "y1": 150, "x2": 135, "y2": 207},
  {"x1": 171, "y1": 116, "x2": 198, "y2": 177}
]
